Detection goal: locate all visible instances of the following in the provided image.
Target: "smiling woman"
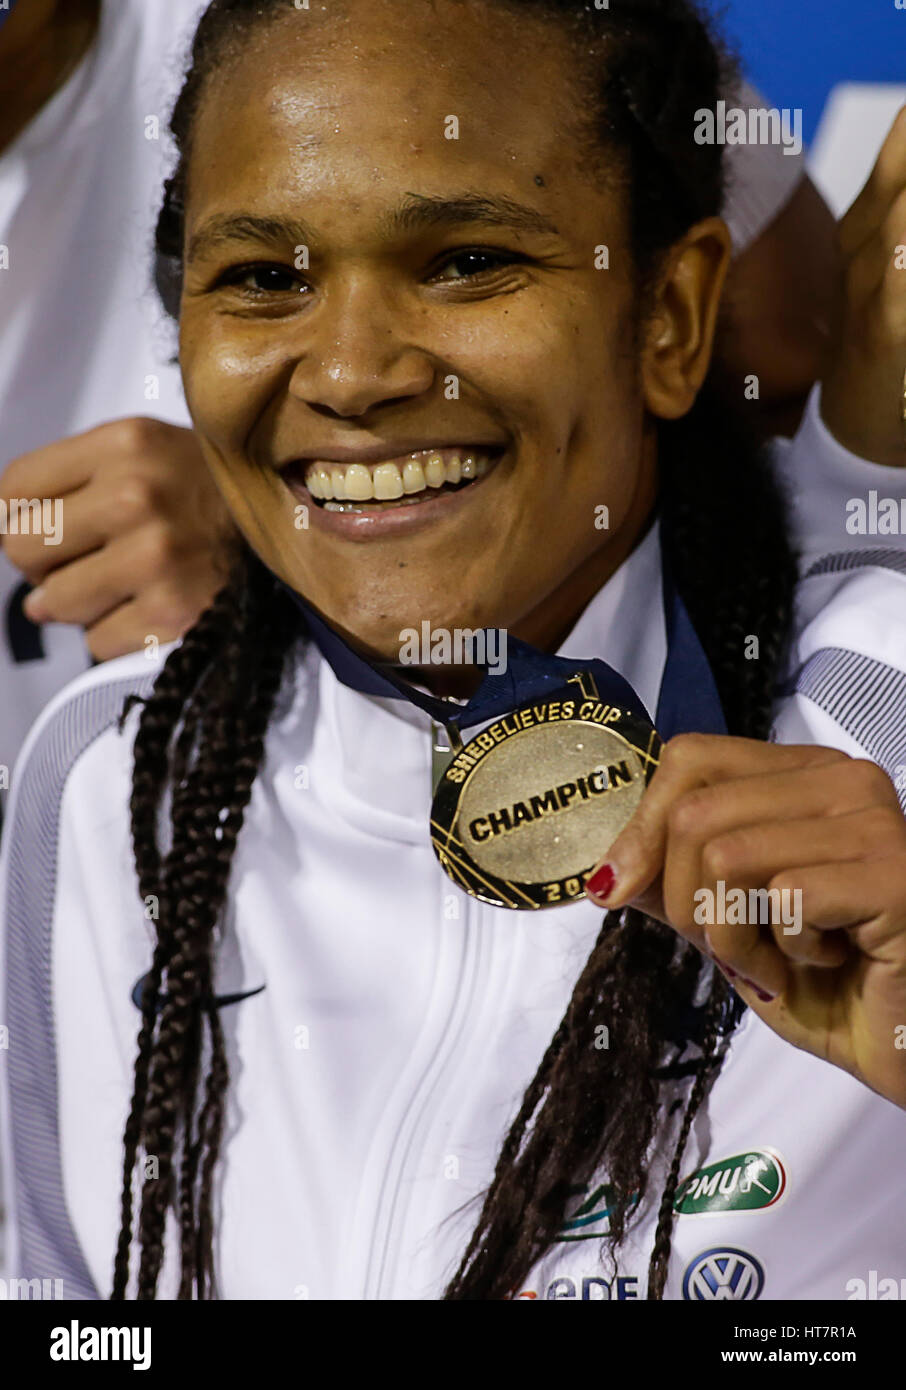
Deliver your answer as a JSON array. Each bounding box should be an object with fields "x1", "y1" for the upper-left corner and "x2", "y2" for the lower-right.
[
  {"x1": 4, "y1": 0, "x2": 906, "y2": 1307},
  {"x1": 165, "y1": 0, "x2": 734, "y2": 659}
]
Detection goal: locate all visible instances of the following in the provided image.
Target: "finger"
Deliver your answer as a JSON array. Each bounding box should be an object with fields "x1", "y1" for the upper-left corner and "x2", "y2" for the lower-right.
[
  {"x1": 841, "y1": 184, "x2": 906, "y2": 313},
  {"x1": 82, "y1": 599, "x2": 154, "y2": 662},
  {"x1": 839, "y1": 102, "x2": 906, "y2": 257},
  {"x1": 697, "y1": 804, "x2": 906, "y2": 889},
  {"x1": 12, "y1": 455, "x2": 176, "y2": 592},
  {"x1": 83, "y1": 593, "x2": 199, "y2": 663},
  {"x1": 3, "y1": 485, "x2": 112, "y2": 587},
  {"x1": 703, "y1": 807, "x2": 905, "y2": 969},
  {"x1": 656, "y1": 766, "x2": 897, "y2": 936},
  {"x1": 772, "y1": 858, "x2": 906, "y2": 956},
  {"x1": 23, "y1": 519, "x2": 212, "y2": 630},
  {"x1": 765, "y1": 915, "x2": 850, "y2": 968},
  {"x1": 586, "y1": 736, "x2": 848, "y2": 908},
  {"x1": 704, "y1": 915, "x2": 787, "y2": 1001},
  {"x1": 0, "y1": 427, "x2": 102, "y2": 501},
  {"x1": 0, "y1": 416, "x2": 189, "y2": 504},
  {"x1": 1, "y1": 424, "x2": 191, "y2": 590},
  {"x1": 24, "y1": 542, "x2": 135, "y2": 630},
  {"x1": 0, "y1": 498, "x2": 70, "y2": 583},
  {"x1": 81, "y1": 564, "x2": 224, "y2": 662}
]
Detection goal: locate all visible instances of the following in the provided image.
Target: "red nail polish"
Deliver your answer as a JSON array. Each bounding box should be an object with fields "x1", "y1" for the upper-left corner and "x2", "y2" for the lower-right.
[
  {"x1": 710, "y1": 953, "x2": 739, "y2": 981},
  {"x1": 586, "y1": 863, "x2": 616, "y2": 901},
  {"x1": 744, "y1": 979, "x2": 777, "y2": 1003}
]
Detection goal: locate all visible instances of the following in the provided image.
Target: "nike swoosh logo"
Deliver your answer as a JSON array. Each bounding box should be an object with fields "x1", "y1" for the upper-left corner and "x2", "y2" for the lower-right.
[{"x1": 131, "y1": 973, "x2": 266, "y2": 1012}]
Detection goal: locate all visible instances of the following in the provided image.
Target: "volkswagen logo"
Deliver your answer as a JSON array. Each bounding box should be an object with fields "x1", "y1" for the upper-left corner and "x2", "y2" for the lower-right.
[{"x1": 682, "y1": 1248, "x2": 765, "y2": 1300}]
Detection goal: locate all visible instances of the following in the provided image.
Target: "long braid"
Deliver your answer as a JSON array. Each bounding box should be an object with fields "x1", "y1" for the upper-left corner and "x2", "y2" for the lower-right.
[
  {"x1": 194, "y1": 1009, "x2": 229, "y2": 1297},
  {"x1": 112, "y1": 554, "x2": 297, "y2": 1298},
  {"x1": 117, "y1": 0, "x2": 798, "y2": 1298},
  {"x1": 137, "y1": 561, "x2": 292, "y2": 1298},
  {"x1": 112, "y1": 589, "x2": 239, "y2": 1299},
  {"x1": 191, "y1": 621, "x2": 289, "y2": 1297},
  {"x1": 646, "y1": 988, "x2": 724, "y2": 1299}
]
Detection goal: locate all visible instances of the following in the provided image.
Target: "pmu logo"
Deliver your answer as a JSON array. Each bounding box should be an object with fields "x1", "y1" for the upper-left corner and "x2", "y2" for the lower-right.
[
  {"x1": 682, "y1": 1248, "x2": 765, "y2": 1300},
  {"x1": 674, "y1": 1149, "x2": 787, "y2": 1216}
]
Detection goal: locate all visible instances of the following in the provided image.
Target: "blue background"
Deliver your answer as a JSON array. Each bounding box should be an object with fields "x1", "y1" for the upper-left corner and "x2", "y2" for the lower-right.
[{"x1": 715, "y1": 0, "x2": 904, "y2": 143}]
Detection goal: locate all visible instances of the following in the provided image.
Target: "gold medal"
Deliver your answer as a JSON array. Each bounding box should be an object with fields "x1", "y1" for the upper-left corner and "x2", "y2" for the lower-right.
[{"x1": 430, "y1": 673, "x2": 661, "y2": 909}]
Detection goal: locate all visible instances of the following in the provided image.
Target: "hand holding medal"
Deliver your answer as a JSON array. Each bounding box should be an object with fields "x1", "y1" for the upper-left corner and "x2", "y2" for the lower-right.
[
  {"x1": 289, "y1": 537, "x2": 724, "y2": 912},
  {"x1": 426, "y1": 542, "x2": 724, "y2": 909},
  {"x1": 585, "y1": 733, "x2": 906, "y2": 1111}
]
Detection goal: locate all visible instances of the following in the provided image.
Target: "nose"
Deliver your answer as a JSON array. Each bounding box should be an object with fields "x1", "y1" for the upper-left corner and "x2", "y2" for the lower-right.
[{"x1": 287, "y1": 277, "x2": 436, "y2": 419}]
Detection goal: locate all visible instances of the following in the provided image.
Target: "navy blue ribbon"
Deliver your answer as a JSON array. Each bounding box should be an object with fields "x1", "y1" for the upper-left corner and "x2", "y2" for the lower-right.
[{"x1": 279, "y1": 531, "x2": 726, "y2": 739}]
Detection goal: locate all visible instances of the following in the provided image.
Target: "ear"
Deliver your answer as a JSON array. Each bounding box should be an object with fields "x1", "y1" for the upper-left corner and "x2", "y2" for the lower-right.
[{"x1": 640, "y1": 217, "x2": 733, "y2": 420}]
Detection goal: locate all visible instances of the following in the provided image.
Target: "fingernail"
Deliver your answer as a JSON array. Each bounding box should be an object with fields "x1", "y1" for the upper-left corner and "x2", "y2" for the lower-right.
[
  {"x1": 743, "y1": 978, "x2": 777, "y2": 1003},
  {"x1": 708, "y1": 952, "x2": 776, "y2": 1001},
  {"x1": 586, "y1": 862, "x2": 616, "y2": 903},
  {"x1": 708, "y1": 951, "x2": 739, "y2": 981}
]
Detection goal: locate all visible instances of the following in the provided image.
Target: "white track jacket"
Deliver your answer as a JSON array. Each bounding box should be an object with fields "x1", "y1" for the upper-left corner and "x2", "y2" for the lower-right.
[{"x1": 2, "y1": 386, "x2": 906, "y2": 1301}]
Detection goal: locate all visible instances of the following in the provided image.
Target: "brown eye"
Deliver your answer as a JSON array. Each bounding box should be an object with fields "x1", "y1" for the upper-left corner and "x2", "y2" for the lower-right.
[
  {"x1": 220, "y1": 264, "x2": 306, "y2": 293},
  {"x1": 432, "y1": 249, "x2": 519, "y2": 281}
]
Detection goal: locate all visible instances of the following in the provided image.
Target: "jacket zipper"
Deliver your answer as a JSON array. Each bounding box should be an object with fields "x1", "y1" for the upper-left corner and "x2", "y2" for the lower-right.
[{"x1": 363, "y1": 721, "x2": 481, "y2": 1299}]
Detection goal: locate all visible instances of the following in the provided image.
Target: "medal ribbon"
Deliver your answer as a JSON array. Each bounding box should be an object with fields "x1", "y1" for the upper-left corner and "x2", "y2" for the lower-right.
[{"x1": 279, "y1": 531, "x2": 726, "y2": 739}]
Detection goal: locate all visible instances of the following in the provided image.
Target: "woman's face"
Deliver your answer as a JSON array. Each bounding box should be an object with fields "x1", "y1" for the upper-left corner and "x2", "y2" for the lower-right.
[{"x1": 179, "y1": 0, "x2": 724, "y2": 662}]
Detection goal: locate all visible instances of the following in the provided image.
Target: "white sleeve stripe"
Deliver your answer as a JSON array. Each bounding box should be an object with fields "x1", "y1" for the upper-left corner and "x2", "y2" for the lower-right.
[
  {"x1": 804, "y1": 549, "x2": 906, "y2": 581},
  {"x1": 4, "y1": 670, "x2": 155, "y2": 1298},
  {"x1": 791, "y1": 646, "x2": 906, "y2": 806}
]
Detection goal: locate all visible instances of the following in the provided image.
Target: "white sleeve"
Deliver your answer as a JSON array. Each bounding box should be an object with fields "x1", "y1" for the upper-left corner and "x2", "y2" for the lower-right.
[
  {"x1": 0, "y1": 652, "x2": 161, "y2": 1299},
  {"x1": 722, "y1": 79, "x2": 807, "y2": 256},
  {"x1": 770, "y1": 382, "x2": 906, "y2": 570},
  {"x1": 776, "y1": 555, "x2": 906, "y2": 810}
]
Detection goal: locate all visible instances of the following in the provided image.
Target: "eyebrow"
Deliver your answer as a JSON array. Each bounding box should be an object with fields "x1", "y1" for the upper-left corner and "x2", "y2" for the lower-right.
[
  {"x1": 186, "y1": 192, "x2": 560, "y2": 261},
  {"x1": 385, "y1": 192, "x2": 560, "y2": 238},
  {"x1": 187, "y1": 213, "x2": 314, "y2": 262}
]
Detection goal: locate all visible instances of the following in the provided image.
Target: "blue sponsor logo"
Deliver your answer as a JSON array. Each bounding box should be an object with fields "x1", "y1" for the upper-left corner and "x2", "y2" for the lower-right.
[{"x1": 683, "y1": 1247, "x2": 765, "y2": 1301}]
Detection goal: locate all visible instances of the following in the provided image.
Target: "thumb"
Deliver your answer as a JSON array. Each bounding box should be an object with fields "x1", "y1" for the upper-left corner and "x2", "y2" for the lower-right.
[{"x1": 585, "y1": 804, "x2": 669, "y2": 910}]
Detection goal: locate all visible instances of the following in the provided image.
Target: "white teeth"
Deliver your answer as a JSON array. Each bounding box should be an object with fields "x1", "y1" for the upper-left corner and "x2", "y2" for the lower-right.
[
  {"x1": 402, "y1": 458, "x2": 426, "y2": 494},
  {"x1": 424, "y1": 452, "x2": 446, "y2": 488},
  {"x1": 344, "y1": 463, "x2": 373, "y2": 501},
  {"x1": 304, "y1": 447, "x2": 498, "y2": 504},
  {"x1": 373, "y1": 462, "x2": 404, "y2": 500},
  {"x1": 307, "y1": 465, "x2": 333, "y2": 500}
]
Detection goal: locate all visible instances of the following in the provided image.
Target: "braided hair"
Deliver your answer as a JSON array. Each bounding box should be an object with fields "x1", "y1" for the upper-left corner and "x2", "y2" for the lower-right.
[{"x1": 115, "y1": 0, "x2": 798, "y2": 1300}]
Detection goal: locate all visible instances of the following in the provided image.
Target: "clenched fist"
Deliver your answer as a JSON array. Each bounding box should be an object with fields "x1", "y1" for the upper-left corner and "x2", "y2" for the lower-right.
[{"x1": 1, "y1": 417, "x2": 236, "y2": 661}]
